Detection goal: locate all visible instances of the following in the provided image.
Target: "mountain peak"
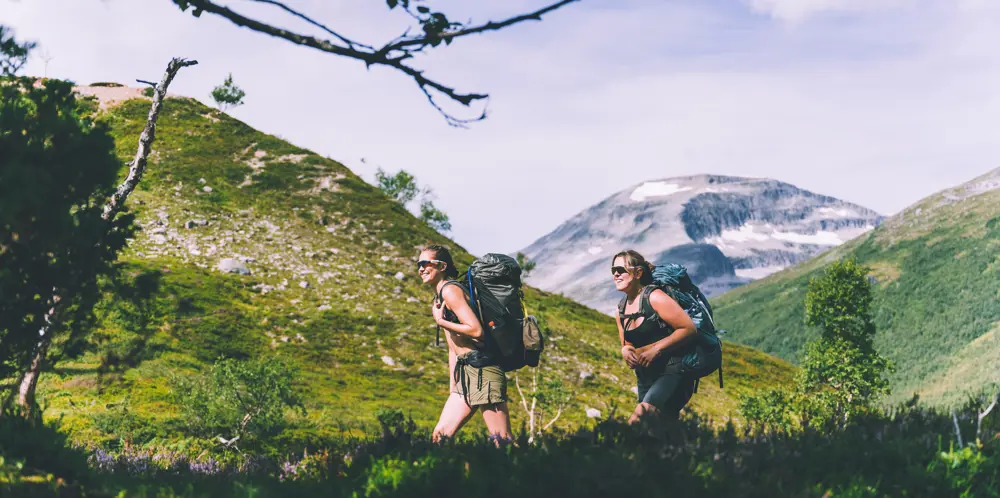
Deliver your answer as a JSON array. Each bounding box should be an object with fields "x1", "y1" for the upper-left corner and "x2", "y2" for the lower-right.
[{"x1": 521, "y1": 174, "x2": 883, "y2": 314}]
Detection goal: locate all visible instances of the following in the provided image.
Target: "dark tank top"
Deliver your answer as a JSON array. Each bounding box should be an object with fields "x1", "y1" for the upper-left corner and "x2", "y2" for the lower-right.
[{"x1": 619, "y1": 287, "x2": 688, "y2": 377}]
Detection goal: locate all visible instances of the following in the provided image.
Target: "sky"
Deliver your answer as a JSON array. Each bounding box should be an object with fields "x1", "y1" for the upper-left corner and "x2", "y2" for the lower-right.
[{"x1": 6, "y1": 0, "x2": 1000, "y2": 256}]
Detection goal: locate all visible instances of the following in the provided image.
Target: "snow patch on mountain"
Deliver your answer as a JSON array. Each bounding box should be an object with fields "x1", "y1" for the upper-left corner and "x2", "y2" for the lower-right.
[
  {"x1": 771, "y1": 229, "x2": 842, "y2": 245},
  {"x1": 630, "y1": 182, "x2": 693, "y2": 202},
  {"x1": 735, "y1": 266, "x2": 787, "y2": 280},
  {"x1": 818, "y1": 206, "x2": 854, "y2": 217}
]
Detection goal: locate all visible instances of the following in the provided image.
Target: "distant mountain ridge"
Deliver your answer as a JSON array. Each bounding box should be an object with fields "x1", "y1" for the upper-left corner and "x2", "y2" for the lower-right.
[
  {"x1": 520, "y1": 174, "x2": 884, "y2": 314},
  {"x1": 712, "y1": 167, "x2": 1000, "y2": 407}
]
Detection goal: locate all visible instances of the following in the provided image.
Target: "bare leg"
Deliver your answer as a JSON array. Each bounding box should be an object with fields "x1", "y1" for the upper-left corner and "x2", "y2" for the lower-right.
[
  {"x1": 628, "y1": 402, "x2": 659, "y2": 425},
  {"x1": 480, "y1": 402, "x2": 513, "y2": 446},
  {"x1": 628, "y1": 402, "x2": 666, "y2": 438},
  {"x1": 432, "y1": 393, "x2": 476, "y2": 443}
]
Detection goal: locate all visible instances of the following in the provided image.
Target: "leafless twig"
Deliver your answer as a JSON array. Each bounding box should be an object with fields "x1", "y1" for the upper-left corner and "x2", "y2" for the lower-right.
[
  {"x1": 174, "y1": 0, "x2": 577, "y2": 126},
  {"x1": 104, "y1": 58, "x2": 199, "y2": 221}
]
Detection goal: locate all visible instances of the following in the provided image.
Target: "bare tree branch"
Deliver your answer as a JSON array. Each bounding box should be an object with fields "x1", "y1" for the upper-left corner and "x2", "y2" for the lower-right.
[
  {"x1": 245, "y1": 0, "x2": 372, "y2": 51},
  {"x1": 174, "y1": 0, "x2": 577, "y2": 127},
  {"x1": 542, "y1": 406, "x2": 562, "y2": 431},
  {"x1": 380, "y1": 0, "x2": 579, "y2": 53},
  {"x1": 952, "y1": 408, "x2": 964, "y2": 448},
  {"x1": 977, "y1": 389, "x2": 999, "y2": 444},
  {"x1": 515, "y1": 373, "x2": 530, "y2": 414},
  {"x1": 103, "y1": 58, "x2": 199, "y2": 221}
]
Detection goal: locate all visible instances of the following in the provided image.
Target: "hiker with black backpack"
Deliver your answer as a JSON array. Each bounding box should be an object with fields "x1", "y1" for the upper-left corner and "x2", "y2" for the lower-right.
[
  {"x1": 417, "y1": 245, "x2": 514, "y2": 445},
  {"x1": 612, "y1": 249, "x2": 724, "y2": 439}
]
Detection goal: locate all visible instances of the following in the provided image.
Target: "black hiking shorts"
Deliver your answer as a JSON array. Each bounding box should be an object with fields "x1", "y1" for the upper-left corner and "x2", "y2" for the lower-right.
[{"x1": 635, "y1": 356, "x2": 695, "y2": 416}]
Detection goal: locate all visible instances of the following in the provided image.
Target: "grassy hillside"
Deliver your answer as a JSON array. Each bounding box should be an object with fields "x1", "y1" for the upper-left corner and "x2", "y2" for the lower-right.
[
  {"x1": 35, "y1": 92, "x2": 794, "y2": 450},
  {"x1": 712, "y1": 168, "x2": 1000, "y2": 407}
]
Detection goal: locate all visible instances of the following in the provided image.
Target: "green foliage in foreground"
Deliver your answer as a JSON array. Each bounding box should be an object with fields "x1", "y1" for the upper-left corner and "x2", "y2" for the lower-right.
[{"x1": 2, "y1": 399, "x2": 999, "y2": 498}]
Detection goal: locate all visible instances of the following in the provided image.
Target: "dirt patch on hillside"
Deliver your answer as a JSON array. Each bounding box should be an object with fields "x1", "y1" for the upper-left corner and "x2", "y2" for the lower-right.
[{"x1": 72, "y1": 84, "x2": 181, "y2": 110}]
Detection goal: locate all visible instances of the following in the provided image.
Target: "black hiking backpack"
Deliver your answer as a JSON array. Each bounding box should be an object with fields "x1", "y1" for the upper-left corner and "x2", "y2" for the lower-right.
[
  {"x1": 437, "y1": 253, "x2": 544, "y2": 372},
  {"x1": 617, "y1": 262, "x2": 725, "y2": 390}
]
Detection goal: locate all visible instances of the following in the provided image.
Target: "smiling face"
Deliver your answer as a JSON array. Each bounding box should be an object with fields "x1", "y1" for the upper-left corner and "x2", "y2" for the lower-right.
[
  {"x1": 417, "y1": 249, "x2": 447, "y2": 286},
  {"x1": 612, "y1": 255, "x2": 639, "y2": 293}
]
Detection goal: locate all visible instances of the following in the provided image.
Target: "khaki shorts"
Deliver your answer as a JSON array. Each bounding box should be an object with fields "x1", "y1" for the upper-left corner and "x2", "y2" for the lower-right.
[{"x1": 452, "y1": 359, "x2": 508, "y2": 407}]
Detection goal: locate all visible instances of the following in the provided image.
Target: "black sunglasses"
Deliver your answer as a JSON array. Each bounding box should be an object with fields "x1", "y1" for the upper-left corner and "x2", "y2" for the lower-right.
[{"x1": 611, "y1": 265, "x2": 637, "y2": 276}]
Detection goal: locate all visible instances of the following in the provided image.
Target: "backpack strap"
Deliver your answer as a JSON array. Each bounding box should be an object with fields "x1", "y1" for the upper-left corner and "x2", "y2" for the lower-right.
[
  {"x1": 436, "y1": 280, "x2": 466, "y2": 346},
  {"x1": 638, "y1": 285, "x2": 661, "y2": 323},
  {"x1": 616, "y1": 296, "x2": 628, "y2": 331}
]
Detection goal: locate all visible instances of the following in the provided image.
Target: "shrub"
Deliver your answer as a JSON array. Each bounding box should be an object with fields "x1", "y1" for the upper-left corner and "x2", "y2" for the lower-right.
[{"x1": 169, "y1": 356, "x2": 305, "y2": 445}]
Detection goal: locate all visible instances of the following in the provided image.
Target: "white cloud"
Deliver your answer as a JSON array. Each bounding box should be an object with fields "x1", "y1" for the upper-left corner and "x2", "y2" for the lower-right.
[{"x1": 745, "y1": 0, "x2": 914, "y2": 22}]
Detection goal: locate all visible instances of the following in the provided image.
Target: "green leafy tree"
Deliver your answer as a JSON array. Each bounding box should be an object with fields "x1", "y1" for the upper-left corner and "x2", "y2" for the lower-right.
[
  {"x1": 171, "y1": 0, "x2": 578, "y2": 126},
  {"x1": 516, "y1": 252, "x2": 537, "y2": 277},
  {"x1": 801, "y1": 259, "x2": 893, "y2": 420},
  {"x1": 1, "y1": 26, "x2": 197, "y2": 419},
  {"x1": 210, "y1": 72, "x2": 245, "y2": 111},
  {"x1": 170, "y1": 356, "x2": 305, "y2": 445},
  {"x1": 0, "y1": 28, "x2": 134, "y2": 405},
  {"x1": 375, "y1": 168, "x2": 420, "y2": 205},
  {"x1": 739, "y1": 259, "x2": 893, "y2": 432},
  {"x1": 0, "y1": 26, "x2": 36, "y2": 76},
  {"x1": 374, "y1": 167, "x2": 451, "y2": 233},
  {"x1": 419, "y1": 199, "x2": 451, "y2": 233}
]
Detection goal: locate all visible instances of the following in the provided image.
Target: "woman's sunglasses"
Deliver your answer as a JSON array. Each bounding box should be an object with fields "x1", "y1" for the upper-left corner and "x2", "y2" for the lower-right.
[
  {"x1": 417, "y1": 259, "x2": 445, "y2": 271},
  {"x1": 611, "y1": 265, "x2": 637, "y2": 276}
]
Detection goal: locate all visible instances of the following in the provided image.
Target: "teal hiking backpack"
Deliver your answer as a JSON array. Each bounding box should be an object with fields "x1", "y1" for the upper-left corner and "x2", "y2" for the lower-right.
[{"x1": 617, "y1": 263, "x2": 725, "y2": 390}]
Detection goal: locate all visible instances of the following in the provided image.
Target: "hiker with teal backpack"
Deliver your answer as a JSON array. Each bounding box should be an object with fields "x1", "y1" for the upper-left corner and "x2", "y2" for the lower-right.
[{"x1": 612, "y1": 250, "x2": 724, "y2": 439}]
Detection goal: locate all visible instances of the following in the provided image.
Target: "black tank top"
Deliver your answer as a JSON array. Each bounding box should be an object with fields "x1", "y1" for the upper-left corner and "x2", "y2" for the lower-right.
[
  {"x1": 619, "y1": 287, "x2": 689, "y2": 377},
  {"x1": 620, "y1": 291, "x2": 673, "y2": 348}
]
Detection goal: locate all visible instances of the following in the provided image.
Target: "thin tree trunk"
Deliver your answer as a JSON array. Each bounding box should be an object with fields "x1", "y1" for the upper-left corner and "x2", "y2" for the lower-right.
[
  {"x1": 976, "y1": 389, "x2": 998, "y2": 444},
  {"x1": 15, "y1": 297, "x2": 60, "y2": 420},
  {"x1": 11, "y1": 57, "x2": 197, "y2": 419}
]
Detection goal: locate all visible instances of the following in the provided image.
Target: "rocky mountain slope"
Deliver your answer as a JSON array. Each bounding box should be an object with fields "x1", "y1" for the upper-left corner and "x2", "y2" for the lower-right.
[
  {"x1": 519, "y1": 175, "x2": 884, "y2": 314},
  {"x1": 712, "y1": 167, "x2": 1000, "y2": 407},
  {"x1": 34, "y1": 88, "x2": 795, "y2": 446}
]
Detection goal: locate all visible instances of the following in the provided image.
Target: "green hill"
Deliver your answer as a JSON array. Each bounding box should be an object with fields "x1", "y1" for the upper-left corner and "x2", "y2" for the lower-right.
[
  {"x1": 36, "y1": 90, "x2": 794, "y2": 448},
  {"x1": 712, "y1": 167, "x2": 1000, "y2": 407}
]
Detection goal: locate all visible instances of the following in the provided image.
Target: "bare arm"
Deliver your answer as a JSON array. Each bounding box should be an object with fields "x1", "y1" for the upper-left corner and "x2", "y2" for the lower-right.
[
  {"x1": 635, "y1": 290, "x2": 698, "y2": 365},
  {"x1": 434, "y1": 285, "x2": 484, "y2": 339},
  {"x1": 616, "y1": 308, "x2": 639, "y2": 368}
]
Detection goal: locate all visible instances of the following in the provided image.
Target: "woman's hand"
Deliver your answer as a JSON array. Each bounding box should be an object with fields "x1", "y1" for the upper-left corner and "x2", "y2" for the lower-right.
[
  {"x1": 635, "y1": 345, "x2": 662, "y2": 368},
  {"x1": 621, "y1": 345, "x2": 639, "y2": 369},
  {"x1": 431, "y1": 300, "x2": 446, "y2": 325}
]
